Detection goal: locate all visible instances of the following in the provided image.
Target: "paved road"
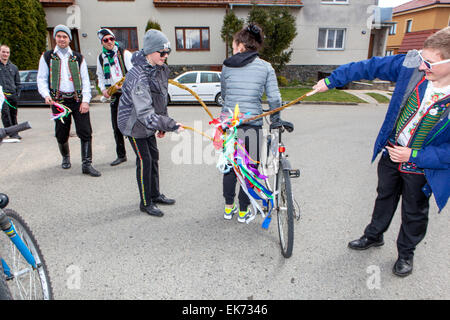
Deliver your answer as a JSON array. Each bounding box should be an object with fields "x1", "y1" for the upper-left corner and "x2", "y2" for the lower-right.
[{"x1": 1, "y1": 102, "x2": 448, "y2": 300}]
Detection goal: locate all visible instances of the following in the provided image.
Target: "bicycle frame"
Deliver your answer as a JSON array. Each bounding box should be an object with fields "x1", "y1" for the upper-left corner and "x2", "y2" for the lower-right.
[{"x1": 0, "y1": 209, "x2": 38, "y2": 279}]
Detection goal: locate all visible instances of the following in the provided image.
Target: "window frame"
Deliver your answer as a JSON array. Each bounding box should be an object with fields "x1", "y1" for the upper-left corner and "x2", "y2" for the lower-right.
[
  {"x1": 102, "y1": 26, "x2": 139, "y2": 51},
  {"x1": 175, "y1": 27, "x2": 210, "y2": 51},
  {"x1": 177, "y1": 72, "x2": 199, "y2": 84},
  {"x1": 405, "y1": 20, "x2": 413, "y2": 33},
  {"x1": 321, "y1": 0, "x2": 349, "y2": 4},
  {"x1": 389, "y1": 24, "x2": 397, "y2": 35},
  {"x1": 200, "y1": 72, "x2": 220, "y2": 84},
  {"x1": 317, "y1": 28, "x2": 346, "y2": 51}
]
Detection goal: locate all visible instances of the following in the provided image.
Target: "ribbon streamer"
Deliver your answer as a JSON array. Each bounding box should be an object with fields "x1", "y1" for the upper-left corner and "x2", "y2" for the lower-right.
[
  {"x1": 0, "y1": 86, "x2": 17, "y2": 111},
  {"x1": 169, "y1": 78, "x2": 317, "y2": 227},
  {"x1": 50, "y1": 102, "x2": 72, "y2": 123}
]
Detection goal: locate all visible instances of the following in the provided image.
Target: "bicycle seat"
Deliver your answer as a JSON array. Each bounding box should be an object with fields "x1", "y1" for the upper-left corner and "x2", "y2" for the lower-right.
[{"x1": 270, "y1": 120, "x2": 294, "y2": 133}]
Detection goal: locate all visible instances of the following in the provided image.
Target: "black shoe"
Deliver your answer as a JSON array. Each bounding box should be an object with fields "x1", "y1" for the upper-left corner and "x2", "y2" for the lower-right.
[
  {"x1": 110, "y1": 157, "x2": 127, "y2": 166},
  {"x1": 81, "y1": 140, "x2": 101, "y2": 177},
  {"x1": 61, "y1": 156, "x2": 71, "y2": 169},
  {"x1": 82, "y1": 164, "x2": 101, "y2": 177},
  {"x1": 393, "y1": 257, "x2": 413, "y2": 277},
  {"x1": 140, "y1": 203, "x2": 164, "y2": 217},
  {"x1": 348, "y1": 235, "x2": 384, "y2": 250},
  {"x1": 9, "y1": 134, "x2": 21, "y2": 140},
  {"x1": 152, "y1": 194, "x2": 175, "y2": 205},
  {"x1": 58, "y1": 142, "x2": 71, "y2": 169}
]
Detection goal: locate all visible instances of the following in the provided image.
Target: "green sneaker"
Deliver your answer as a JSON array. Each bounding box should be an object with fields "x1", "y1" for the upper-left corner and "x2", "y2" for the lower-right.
[
  {"x1": 237, "y1": 208, "x2": 251, "y2": 223},
  {"x1": 224, "y1": 204, "x2": 237, "y2": 220}
]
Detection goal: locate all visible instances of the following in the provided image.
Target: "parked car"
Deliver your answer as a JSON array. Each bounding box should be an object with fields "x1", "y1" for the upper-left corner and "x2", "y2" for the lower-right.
[
  {"x1": 18, "y1": 70, "x2": 98, "y2": 106},
  {"x1": 168, "y1": 71, "x2": 222, "y2": 104},
  {"x1": 18, "y1": 70, "x2": 45, "y2": 106}
]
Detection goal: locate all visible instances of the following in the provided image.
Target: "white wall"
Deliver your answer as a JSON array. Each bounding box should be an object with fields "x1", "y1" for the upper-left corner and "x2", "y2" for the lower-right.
[{"x1": 43, "y1": 0, "x2": 376, "y2": 67}]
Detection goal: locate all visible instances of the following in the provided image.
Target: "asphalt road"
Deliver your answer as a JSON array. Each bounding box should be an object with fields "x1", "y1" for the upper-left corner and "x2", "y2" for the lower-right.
[{"x1": 0, "y1": 102, "x2": 448, "y2": 300}]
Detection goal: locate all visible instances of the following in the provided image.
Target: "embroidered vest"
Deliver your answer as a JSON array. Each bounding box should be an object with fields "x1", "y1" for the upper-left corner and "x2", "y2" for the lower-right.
[
  {"x1": 43, "y1": 50, "x2": 83, "y2": 101},
  {"x1": 392, "y1": 78, "x2": 449, "y2": 173}
]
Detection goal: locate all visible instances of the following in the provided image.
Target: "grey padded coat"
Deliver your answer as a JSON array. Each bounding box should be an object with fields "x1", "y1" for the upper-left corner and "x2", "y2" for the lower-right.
[{"x1": 220, "y1": 51, "x2": 281, "y2": 126}]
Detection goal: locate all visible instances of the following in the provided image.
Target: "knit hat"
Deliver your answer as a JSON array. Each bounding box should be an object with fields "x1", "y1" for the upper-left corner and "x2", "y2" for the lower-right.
[
  {"x1": 53, "y1": 24, "x2": 72, "y2": 41},
  {"x1": 143, "y1": 29, "x2": 171, "y2": 55},
  {"x1": 97, "y1": 28, "x2": 115, "y2": 42}
]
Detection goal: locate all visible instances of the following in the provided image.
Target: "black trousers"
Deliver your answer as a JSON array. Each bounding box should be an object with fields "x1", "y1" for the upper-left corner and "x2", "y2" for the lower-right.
[
  {"x1": 364, "y1": 153, "x2": 430, "y2": 259},
  {"x1": 223, "y1": 125, "x2": 262, "y2": 211},
  {"x1": 110, "y1": 94, "x2": 126, "y2": 158},
  {"x1": 52, "y1": 98, "x2": 92, "y2": 144},
  {"x1": 1, "y1": 95, "x2": 18, "y2": 128},
  {"x1": 129, "y1": 135, "x2": 160, "y2": 207}
]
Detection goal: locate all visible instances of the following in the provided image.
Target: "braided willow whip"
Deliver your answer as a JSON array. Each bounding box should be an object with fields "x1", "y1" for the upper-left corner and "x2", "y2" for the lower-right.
[
  {"x1": 106, "y1": 77, "x2": 126, "y2": 96},
  {"x1": 168, "y1": 79, "x2": 215, "y2": 120},
  {"x1": 182, "y1": 125, "x2": 213, "y2": 141},
  {"x1": 241, "y1": 89, "x2": 318, "y2": 124}
]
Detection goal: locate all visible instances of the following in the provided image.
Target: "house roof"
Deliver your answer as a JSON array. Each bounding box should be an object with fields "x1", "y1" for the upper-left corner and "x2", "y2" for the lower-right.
[
  {"x1": 153, "y1": 0, "x2": 303, "y2": 7},
  {"x1": 398, "y1": 29, "x2": 440, "y2": 53},
  {"x1": 39, "y1": 0, "x2": 74, "y2": 7},
  {"x1": 393, "y1": 0, "x2": 450, "y2": 14}
]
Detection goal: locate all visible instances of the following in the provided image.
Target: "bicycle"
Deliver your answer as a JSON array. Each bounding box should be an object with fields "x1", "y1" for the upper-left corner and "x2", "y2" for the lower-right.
[
  {"x1": 259, "y1": 118, "x2": 301, "y2": 259},
  {"x1": 0, "y1": 122, "x2": 54, "y2": 300}
]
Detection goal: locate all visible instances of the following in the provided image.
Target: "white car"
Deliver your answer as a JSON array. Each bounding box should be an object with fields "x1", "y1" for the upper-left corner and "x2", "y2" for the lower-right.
[{"x1": 168, "y1": 71, "x2": 222, "y2": 104}]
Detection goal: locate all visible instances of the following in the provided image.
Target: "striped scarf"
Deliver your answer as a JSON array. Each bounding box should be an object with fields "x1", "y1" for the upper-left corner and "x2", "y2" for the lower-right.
[{"x1": 102, "y1": 43, "x2": 126, "y2": 88}]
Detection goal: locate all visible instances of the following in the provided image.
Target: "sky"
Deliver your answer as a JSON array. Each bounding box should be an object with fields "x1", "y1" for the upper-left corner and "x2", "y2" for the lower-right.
[{"x1": 378, "y1": 0, "x2": 413, "y2": 7}]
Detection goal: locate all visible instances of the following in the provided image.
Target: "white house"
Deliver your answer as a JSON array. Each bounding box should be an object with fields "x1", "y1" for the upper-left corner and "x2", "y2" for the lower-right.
[{"x1": 40, "y1": 0, "x2": 380, "y2": 81}]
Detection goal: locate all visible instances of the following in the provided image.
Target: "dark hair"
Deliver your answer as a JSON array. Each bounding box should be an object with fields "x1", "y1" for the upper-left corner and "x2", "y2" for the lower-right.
[{"x1": 233, "y1": 23, "x2": 264, "y2": 52}]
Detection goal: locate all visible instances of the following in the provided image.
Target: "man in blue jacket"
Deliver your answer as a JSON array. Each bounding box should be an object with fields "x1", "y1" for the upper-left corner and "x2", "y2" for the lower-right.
[{"x1": 313, "y1": 27, "x2": 450, "y2": 277}]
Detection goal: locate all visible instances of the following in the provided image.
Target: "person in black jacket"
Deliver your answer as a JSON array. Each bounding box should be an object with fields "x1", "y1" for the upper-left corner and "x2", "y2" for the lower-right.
[
  {"x1": 118, "y1": 29, "x2": 183, "y2": 217},
  {"x1": 0, "y1": 44, "x2": 21, "y2": 140},
  {"x1": 96, "y1": 28, "x2": 133, "y2": 166}
]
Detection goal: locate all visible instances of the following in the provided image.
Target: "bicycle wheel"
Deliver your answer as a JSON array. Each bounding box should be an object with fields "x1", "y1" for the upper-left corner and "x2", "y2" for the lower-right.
[
  {"x1": 0, "y1": 262, "x2": 12, "y2": 300},
  {"x1": 0, "y1": 209, "x2": 53, "y2": 300},
  {"x1": 276, "y1": 168, "x2": 294, "y2": 258}
]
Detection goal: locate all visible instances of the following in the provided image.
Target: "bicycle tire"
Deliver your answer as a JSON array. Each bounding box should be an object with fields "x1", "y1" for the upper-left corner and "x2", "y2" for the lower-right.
[
  {"x1": 0, "y1": 209, "x2": 53, "y2": 300},
  {"x1": 276, "y1": 168, "x2": 294, "y2": 258},
  {"x1": 0, "y1": 263, "x2": 12, "y2": 300}
]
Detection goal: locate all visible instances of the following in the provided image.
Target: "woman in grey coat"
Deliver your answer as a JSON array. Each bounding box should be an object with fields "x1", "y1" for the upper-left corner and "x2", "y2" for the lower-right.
[{"x1": 221, "y1": 24, "x2": 282, "y2": 223}]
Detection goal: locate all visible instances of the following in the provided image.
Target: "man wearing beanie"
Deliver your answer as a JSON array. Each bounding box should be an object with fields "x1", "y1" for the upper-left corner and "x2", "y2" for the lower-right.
[
  {"x1": 118, "y1": 29, "x2": 183, "y2": 217},
  {"x1": 96, "y1": 28, "x2": 133, "y2": 166},
  {"x1": 37, "y1": 24, "x2": 101, "y2": 177}
]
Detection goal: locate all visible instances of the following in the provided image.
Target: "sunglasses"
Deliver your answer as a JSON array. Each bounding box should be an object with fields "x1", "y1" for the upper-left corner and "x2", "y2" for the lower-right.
[
  {"x1": 102, "y1": 37, "x2": 115, "y2": 44},
  {"x1": 418, "y1": 50, "x2": 450, "y2": 70},
  {"x1": 157, "y1": 49, "x2": 171, "y2": 57}
]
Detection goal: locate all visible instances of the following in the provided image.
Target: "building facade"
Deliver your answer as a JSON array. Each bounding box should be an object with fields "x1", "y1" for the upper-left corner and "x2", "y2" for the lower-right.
[
  {"x1": 40, "y1": 0, "x2": 378, "y2": 82},
  {"x1": 386, "y1": 0, "x2": 450, "y2": 55}
]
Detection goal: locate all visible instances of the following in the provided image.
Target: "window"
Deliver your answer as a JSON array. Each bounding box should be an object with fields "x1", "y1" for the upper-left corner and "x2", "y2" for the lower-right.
[
  {"x1": 178, "y1": 73, "x2": 198, "y2": 84},
  {"x1": 406, "y1": 20, "x2": 413, "y2": 33},
  {"x1": 321, "y1": 0, "x2": 348, "y2": 4},
  {"x1": 389, "y1": 24, "x2": 397, "y2": 35},
  {"x1": 200, "y1": 73, "x2": 220, "y2": 83},
  {"x1": 318, "y1": 28, "x2": 346, "y2": 50},
  {"x1": 175, "y1": 27, "x2": 210, "y2": 51},
  {"x1": 104, "y1": 27, "x2": 138, "y2": 51},
  {"x1": 385, "y1": 50, "x2": 394, "y2": 56}
]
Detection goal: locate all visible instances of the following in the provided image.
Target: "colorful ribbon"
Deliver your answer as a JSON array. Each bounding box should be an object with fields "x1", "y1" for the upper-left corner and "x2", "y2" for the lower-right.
[
  {"x1": 50, "y1": 102, "x2": 72, "y2": 123},
  {"x1": 0, "y1": 86, "x2": 17, "y2": 111}
]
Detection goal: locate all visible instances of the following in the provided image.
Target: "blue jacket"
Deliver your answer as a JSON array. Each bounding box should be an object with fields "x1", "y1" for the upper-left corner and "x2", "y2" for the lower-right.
[{"x1": 325, "y1": 50, "x2": 450, "y2": 211}]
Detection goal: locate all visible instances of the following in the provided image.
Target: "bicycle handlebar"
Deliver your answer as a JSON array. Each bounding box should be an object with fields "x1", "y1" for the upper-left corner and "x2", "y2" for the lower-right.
[{"x1": 0, "y1": 121, "x2": 32, "y2": 141}]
